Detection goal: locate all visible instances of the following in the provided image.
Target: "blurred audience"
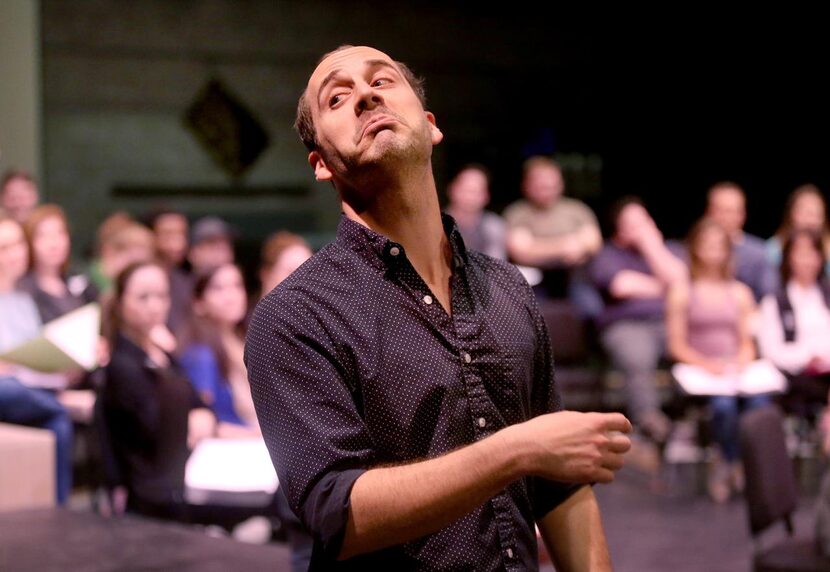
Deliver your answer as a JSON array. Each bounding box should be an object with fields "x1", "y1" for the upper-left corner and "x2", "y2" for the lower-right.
[
  {"x1": 504, "y1": 156, "x2": 601, "y2": 299},
  {"x1": 180, "y1": 263, "x2": 259, "y2": 438},
  {"x1": 88, "y1": 213, "x2": 155, "y2": 295},
  {"x1": 259, "y1": 231, "x2": 312, "y2": 298},
  {"x1": 704, "y1": 182, "x2": 776, "y2": 300},
  {"x1": 146, "y1": 208, "x2": 189, "y2": 271},
  {"x1": 18, "y1": 204, "x2": 99, "y2": 324},
  {"x1": 666, "y1": 218, "x2": 768, "y2": 502},
  {"x1": 102, "y1": 261, "x2": 215, "y2": 520},
  {"x1": 0, "y1": 214, "x2": 73, "y2": 505},
  {"x1": 4, "y1": 152, "x2": 827, "y2": 538},
  {"x1": 188, "y1": 217, "x2": 236, "y2": 275},
  {"x1": 758, "y1": 229, "x2": 830, "y2": 422},
  {"x1": 145, "y1": 208, "x2": 192, "y2": 333},
  {"x1": 1, "y1": 170, "x2": 39, "y2": 224},
  {"x1": 589, "y1": 197, "x2": 687, "y2": 442},
  {"x1": 767, "y1": 184, "x2": 830, "y2": 275},
  {"x1": 444, "y1": 164, "x2": 506, "y2": 259}
]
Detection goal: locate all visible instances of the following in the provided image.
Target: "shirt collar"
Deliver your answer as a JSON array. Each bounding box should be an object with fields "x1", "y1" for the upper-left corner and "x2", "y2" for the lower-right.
[{"x1": 335, "y1": 212, "x2": 469, "y2": 272}]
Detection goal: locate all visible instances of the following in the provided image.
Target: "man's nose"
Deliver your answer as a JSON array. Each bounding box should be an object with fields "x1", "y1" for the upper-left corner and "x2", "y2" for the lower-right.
[{"x1": 354, "y1": 81, "x2": 383, "y2": 112}]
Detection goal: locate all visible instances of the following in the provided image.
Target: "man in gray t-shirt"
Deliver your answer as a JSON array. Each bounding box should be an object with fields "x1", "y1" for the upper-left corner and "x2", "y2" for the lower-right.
[{"x1": 504, "y1": 156, "x2": 601, "y2": 300}]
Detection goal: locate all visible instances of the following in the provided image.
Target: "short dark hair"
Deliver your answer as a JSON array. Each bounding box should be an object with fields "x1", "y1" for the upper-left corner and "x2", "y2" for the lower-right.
[
  {"x1": 142, "y1": 207, "x2": 187, "y2": 231},
  {"x1": 294, "y1": 45, "x2": 427, "y2": 152},
  {"x1": 521, "y1": 156, "x2": 562, "y2": 180},
  {"x1": 606, "y1": 195, "x2": 646, "y2": 237}
]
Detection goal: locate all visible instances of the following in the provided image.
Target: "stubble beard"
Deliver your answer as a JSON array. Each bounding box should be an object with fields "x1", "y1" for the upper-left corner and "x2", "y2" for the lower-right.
[{"x1": 328, "y1": 120, "x2": 433, "y2": 190}]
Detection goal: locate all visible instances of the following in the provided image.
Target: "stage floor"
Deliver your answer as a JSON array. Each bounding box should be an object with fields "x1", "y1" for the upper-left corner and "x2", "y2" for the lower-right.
[{"x1": 0, "y1": 508, "x2": 292, "y2": 571}]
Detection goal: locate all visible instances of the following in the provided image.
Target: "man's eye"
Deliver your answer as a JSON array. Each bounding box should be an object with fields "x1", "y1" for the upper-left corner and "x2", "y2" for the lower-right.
[
  {"x1": 329, "y1": 93, "x2": 346, "y2": 106},
  {"x1": 372, "y1": 78, "x2": 391, "y2": 87}
]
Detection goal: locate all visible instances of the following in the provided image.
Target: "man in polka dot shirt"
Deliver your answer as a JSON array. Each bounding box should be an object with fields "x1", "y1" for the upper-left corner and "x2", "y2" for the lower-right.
[{"x1": 245, "y1": 44, "x2": 632, "y2": 571}]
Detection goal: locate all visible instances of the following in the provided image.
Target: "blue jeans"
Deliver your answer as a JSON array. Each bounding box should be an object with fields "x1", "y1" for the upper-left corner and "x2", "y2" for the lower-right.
[
  {"x1": 0, "y1": 377, "x2": 73, "y2": 504},
  {"x1": 710, "y1": 394, "x2": 771, "y2": 462}
]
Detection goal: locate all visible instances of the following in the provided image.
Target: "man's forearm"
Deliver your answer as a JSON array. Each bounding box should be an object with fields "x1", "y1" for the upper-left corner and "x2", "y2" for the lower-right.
[
  {"x1": 508, "y1": 233, "x2": 570, "y2": 266},
  {"x1": 508, "y1": 231, "x2": 596, "y2": 267},
  {"x1": 339, "y1": 427, "x2": 527, "y2": 559},
  {"x1": 640, "y1": 241, "x2": 687, "y2": 286},
  {"x1": 537, "y1": 485, "x2": 611, "y2": 572},
  {"x1": 338, "y1": 410, "x2": 632, "y2": 561}
]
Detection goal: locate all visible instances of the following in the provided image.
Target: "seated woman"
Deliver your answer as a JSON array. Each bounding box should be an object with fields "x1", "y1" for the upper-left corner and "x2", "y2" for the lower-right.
[
  {"x1": 667, "y1": 218, "x2": 772, "y2": 503},
  {"x1": 179, "y1": 263, "x2": 259, "y2": 437},
  {"x1": 767, "y1": 184, "x2": 830, "y2": 277},
  {"x1": 18, "y1": 204, "x2": 104, "y2": 421},
  {"x1": 759, "y1": 228, "x2": 830, "y2": 422},
  {"x1": 0, "y1": 214, "x2": 74, "y2": 505},
  {"x1": 18, "y1": 204, "x2": 98, "y2": 324},
  {"x1": 102, "y1": 260, "x2": 215, "y2": 520}
]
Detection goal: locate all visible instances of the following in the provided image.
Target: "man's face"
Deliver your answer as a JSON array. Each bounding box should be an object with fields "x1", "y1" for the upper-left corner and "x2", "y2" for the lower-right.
[
  {"x1": 154, "y1": 213, "x2": 189, "y2": 267},
  {"x1": 189, "y1": 237, "x2": 234, "y2": 274},
  {"x1": 523, "y1": 165, "x2": 564, "y2": 209},
  {"x1": 305, "y1": 46, "x2": 443, "y2": 185},
  {"x1": 706, "y1": 188, "x2": 745, "y2": 236},
  {"x1": 615, "y1": 203, "x2": 653, "y2": 247},
  {"x1": 448, "y1": 169, "x2": 489, "y2": 214},
  {"x1": 1, "y1": 178, "x2": 39, "y2": 223}
]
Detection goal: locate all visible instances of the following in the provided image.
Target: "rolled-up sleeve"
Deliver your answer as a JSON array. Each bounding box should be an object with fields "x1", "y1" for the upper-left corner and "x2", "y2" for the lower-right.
[{"x1": 244, "y1": 288, "x2": 374, "y2": 560}]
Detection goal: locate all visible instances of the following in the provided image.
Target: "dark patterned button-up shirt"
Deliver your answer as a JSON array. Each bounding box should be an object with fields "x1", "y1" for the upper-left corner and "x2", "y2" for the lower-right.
[{"x1": 245, "y1": 213, "x2": 580, "y2": 571}]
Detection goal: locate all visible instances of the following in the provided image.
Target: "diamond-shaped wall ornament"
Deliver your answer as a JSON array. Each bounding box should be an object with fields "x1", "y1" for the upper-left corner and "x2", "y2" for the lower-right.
[{"x1": 184, "y1": 78, "x2": 270, "y2": 178}]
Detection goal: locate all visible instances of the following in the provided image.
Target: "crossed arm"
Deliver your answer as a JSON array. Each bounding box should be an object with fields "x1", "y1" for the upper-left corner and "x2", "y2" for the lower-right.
[{"x1": 339, "y1": 410, "x2": 629, "y2": 571}]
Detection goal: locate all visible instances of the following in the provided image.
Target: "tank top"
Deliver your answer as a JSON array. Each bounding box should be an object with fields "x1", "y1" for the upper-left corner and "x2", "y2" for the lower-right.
[{"x1": 686, "y1": 281, "x2": 741, "y2": 359}]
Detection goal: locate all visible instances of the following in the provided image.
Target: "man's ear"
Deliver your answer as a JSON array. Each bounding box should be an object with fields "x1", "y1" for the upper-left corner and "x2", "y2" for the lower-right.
[
  {"x1": 308, "y1": 151, "x2": 333, "y2": 181},
  {"x1": 425, "y1": 111, "x2": 443, "y2": 145}
]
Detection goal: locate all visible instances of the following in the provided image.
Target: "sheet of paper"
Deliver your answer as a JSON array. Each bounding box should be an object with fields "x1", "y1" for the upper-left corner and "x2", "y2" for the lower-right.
[
  {"x1": 0, "y1": 303, "x2": 100, "y2": 373},
  {"x1": 43, "y1": 303, "x2": 100, "y2": 370},
  {"x1": 185, "y1": 438, "x2": 278, "y2": 494},
  {"x1": 672, "y1": 359, "x2": 786, "y2": 396}
]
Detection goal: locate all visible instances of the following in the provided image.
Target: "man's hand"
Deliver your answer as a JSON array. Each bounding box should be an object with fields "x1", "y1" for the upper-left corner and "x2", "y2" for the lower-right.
[{"x1": 508, "y1": 411, "x2": 632, "y2": 484}]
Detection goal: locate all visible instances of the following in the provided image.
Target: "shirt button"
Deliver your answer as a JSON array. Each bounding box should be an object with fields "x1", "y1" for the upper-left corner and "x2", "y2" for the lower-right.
[
  {"x1": 389, "y1": 246, "x2": 400, "y2": 256},
  {"x1": 463, "y1": 352, "x2": 471, "y2": 363},
  {"x1": 478, "y1": 417, "x2": 486, "y2": 428},
  {"x1": 506, "y1": 548, "x2": 514, "y2": 559},
  {"x1": 423, "y1": 295, "x2": 433, "y2": 305}
]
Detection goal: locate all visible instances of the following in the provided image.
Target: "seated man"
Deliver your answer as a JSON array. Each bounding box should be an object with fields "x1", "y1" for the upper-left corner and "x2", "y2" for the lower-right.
[
  {"x1": 590, "y1": 197, "x2": 687, "y2": 443},
  {"x1": 704, "y1": 181, "x2": 776, "y2": 300},
  {"x1": 504, "y1": 156, "x2": 602, "y2": 300}
]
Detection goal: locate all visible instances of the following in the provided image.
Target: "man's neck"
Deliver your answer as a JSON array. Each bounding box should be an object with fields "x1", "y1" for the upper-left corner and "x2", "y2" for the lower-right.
[{"x1": 341, "y1": 167, "x2": 453, "y2": 311}]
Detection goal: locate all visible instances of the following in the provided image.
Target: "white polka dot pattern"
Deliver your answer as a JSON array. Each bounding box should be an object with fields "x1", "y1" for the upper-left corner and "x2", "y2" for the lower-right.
[{"x1": 244, "y1": 213, "x2": 581, "y2": 570}]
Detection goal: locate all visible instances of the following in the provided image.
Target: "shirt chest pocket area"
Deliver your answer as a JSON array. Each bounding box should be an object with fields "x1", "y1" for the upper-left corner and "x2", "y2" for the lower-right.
[{"x1": 476, "y1": 341, "x2": 536, "y2": 403}]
